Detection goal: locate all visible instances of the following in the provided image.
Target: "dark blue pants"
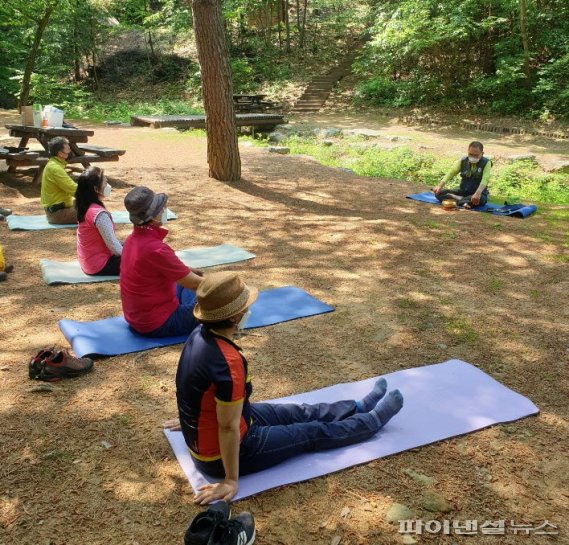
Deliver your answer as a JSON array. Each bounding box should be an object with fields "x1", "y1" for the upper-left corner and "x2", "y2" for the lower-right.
[
  {"x1": 195, "y1": 400, "x2": 381, "y2": 478},
  {"x1": 144, "y1": 285, "x2": 198, "y2": 338},
  {"x1": 436, "y1": 189, "x2": 488, "y2": 207}
]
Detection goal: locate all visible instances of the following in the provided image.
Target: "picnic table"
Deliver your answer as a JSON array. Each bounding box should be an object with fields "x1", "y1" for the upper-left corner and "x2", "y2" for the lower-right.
[
  {"x1": 1, "y1": 125, "x2": 126, "y2": 183},
  {"x1": 233, "y1": 94, "x2": 276, "y2": 112}
]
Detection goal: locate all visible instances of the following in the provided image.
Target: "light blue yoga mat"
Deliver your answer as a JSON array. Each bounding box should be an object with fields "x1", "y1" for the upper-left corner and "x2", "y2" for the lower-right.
[
  {"x1": 59, "y1": 286, "x2": 334, "y2": 357},
  {"x1": 165, "y1": 359, "x2": 539, "y2": 501},
  {"x1": 40, "y1": 244, "x2": 256, "y2": 285},
  {"x1": 6, "y1": 209, "x2": 177, "y2": 230},
  {"x1": 406, "y1": 192, "x2": 537, "y2": 217}
]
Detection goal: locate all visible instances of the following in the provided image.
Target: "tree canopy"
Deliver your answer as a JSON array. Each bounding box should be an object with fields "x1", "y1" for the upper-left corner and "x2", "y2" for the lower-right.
[{"x1": 0, "y1": 0, "x2": 567, "y2": 119}]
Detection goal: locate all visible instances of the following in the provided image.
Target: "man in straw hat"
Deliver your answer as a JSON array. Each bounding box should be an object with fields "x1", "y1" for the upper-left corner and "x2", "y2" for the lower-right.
[
  {"x1": 171, "y1": 271, "x2": 404, "y2": 504},
  {"x1": 120, "y1": 186, "x2": 203, "y2": 337}
]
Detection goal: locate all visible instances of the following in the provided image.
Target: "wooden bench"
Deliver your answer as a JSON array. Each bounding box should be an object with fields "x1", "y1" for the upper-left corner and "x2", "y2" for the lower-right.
[{"x1": 77, "y1": 144, "x2": 126, "y2": 158}]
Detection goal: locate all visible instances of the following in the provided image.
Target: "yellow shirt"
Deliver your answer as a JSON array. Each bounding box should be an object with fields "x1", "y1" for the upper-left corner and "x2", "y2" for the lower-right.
[{"x1": 40, "y1": 157, "x2": 77, "y2": 208}]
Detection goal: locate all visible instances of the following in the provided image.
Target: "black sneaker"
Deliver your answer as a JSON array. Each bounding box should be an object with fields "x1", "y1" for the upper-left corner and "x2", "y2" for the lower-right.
[
  {"x1": 207, "y1": 512, "x2": 255, "y2": 545},
  {"x1": 184, "y1": 501, "x2": 231, "y2": 545}
]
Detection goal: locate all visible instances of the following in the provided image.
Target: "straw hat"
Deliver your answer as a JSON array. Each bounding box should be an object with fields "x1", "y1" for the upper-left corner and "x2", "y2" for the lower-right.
[
  {"x1": 124, "y1": 186, "x2": 168, "y2": 225},
  {"x1": 194, "y1": 272, "x2": 258, "y2": 322}
]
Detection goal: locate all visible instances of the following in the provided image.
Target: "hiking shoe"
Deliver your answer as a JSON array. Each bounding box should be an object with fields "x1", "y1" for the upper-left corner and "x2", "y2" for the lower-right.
[
  {"x1": 29, "y1": 349, "x2": 93, "y2": 382},
  {"x1": 0, "y1": 207, "x2": 12, "y2": 217},
  {"x1": 0, "y1": 271, "x2": 6, "y2": 282},
  {"x1": 28, "y1": 349, "x2": 56, "y2": 379},
  {"x1": 207, "y1": 512, "x2": 255, "y2": 545},
  {"x1": 184, "y1": 501, "x2": 231, "y2": 545}
]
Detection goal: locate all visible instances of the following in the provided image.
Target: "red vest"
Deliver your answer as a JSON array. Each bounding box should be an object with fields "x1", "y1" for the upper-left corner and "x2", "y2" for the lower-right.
[{"x1": 77, "y1": 204, "x2": 113, "y2": 274}]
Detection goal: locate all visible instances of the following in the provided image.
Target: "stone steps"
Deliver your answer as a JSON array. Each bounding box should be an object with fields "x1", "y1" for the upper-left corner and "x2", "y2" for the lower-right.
[{"x1": 291, "y1": 43, "x2": 364, "y2": 114}]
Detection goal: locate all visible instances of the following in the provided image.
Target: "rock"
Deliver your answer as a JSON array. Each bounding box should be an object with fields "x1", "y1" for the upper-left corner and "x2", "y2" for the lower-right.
[
  {"x1": 104, "y1": 120, "x2": 122, "y2": 125},
  {"x1": 268, "y1": 146, "x2": 290, "y2": 155},
  {"x1": 338, "y1": 168, "x2": 355, "y2": 174},
  {"x1": 506, "y1": 154, "x2": 537, "y2": 162},
  {"x1": 421, "y1": 490, "x2": 452, "y2": 513},
  {"x1": 340, "y1": 506, "x2": 351, "y2": 518},
  {"x1": 274, "y1": 123, "x2": 296, "y2": 133},
  {"x1": 385, "y1": 503, "x2": 413, "y2": 523},
  {"x1": 343, "y1": 128, "x2": 383, "y2": 138},
  {"x1": 268, "y1": 131, "x2": 287, "y2": 143},
  {"x1": 330, "y1": 536, "x2": 341, "y2": 545},
  {"x1": 384, "y1": 135, "x2": 410, "y2": 142},
  {"x1": 0, "y1": 365, "x2": 9, "y2": 371},
  {"x1": 403, "y1": 468, "x2": 435, "y2": 487},
  {"x1": 437, "y1": 343, "x2": 447, "y2": 349},
  {"x1": 100, "y1": 440, "x2": 114, "y2": 449},
  {"x1": 401, "y1": 536, "x2": 418, "y2": 544},
  {"x1": 320, "y1": 127, "x2": 342, "y2": 138},
  {"x1": 29, "y1": 384, "x2": 55, "y2": 393},
  {"x1": 549, "y1": 161, "x2": 569, "y2": 173}
]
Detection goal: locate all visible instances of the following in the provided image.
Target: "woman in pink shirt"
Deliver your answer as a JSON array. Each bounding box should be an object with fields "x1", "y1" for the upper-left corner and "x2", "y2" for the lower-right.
[{"x1": 75, "y1": 166, "x2": 123, "y2": 276}]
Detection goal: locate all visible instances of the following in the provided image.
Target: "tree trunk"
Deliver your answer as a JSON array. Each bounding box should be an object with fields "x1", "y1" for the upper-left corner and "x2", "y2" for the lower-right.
[
  {"x1": 285, "y1": 0, "x2": 291, "y2": 53},
  {"x1": 192, "y1": 0, "x2": 241, "y2": 181},
  {"x1": 300, "y1": 0, "x2": 308, "y2": 49},
  {"x1": 18, "y1": 5, "x2": 56, "y2": 110},
  {"x1": 519, "y1": 0, "x2": 531, "y2": 88}
]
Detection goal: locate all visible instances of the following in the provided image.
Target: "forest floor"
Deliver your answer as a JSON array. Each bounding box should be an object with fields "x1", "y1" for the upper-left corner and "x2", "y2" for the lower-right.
[{"x1": 0, "y1": 108, "x2": 567, "y2": 545}]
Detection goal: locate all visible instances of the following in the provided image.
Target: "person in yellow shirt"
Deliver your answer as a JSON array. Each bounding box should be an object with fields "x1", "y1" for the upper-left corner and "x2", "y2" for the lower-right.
[
  {"x1": 433, "y1": 141, "x2": 492, "y2": 209},
  {"x1": 40, "y1": 137, "x2": 78, "y2": 224}
]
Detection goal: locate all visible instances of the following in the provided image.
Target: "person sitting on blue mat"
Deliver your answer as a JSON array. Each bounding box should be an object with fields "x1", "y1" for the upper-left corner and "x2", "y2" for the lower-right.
[
  {"x1": 433, "y1": 141, "x2": 491, "y2": 208},
  {"x1": 170, "y1": 271, "x2": 404, "y2": 504},
  {"x1": 76, "y1": 167, "x2": 123, "y2": 276},
  {"x1": 121, "y1": 186, "x2": 203, "y2": 338}
]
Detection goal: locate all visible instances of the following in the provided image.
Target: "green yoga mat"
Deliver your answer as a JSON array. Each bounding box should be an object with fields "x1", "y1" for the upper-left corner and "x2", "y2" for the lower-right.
[
  {"x1": 7, "y1": 209, "x2": 177, "y2": 230},
  {"x1": 40, "y1": 244, "x2": 256, "y2": 285}
]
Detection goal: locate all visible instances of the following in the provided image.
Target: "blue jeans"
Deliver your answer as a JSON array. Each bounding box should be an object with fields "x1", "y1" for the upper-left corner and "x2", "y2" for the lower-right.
[
  {"x1": 144, "y1": 286, "x2": 199, "y2": 338},
  {"x1": 194, "y1": 400, "x2": 381, "y2": 478}
]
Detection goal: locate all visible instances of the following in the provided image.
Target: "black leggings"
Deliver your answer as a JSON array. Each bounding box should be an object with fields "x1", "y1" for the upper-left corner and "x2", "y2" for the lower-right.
[{"x1": 91, "y1": 255, "x2": 121, "y2": 276}]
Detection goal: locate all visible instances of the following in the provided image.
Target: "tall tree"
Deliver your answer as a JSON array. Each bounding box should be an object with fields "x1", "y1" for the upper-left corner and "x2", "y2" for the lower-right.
[
  {"x1": 191, "y1": 0, "x2": 241, "y2": 181},
  {"x1": 5, "y1": 0, "x2": 60, "y2": 109}
]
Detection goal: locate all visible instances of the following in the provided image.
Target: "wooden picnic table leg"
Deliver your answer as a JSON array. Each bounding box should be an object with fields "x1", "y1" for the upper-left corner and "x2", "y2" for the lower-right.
[
  {"x1": 33, "y1": 165, "x2": 46, "y2": 185},
  {"x1": 7, "y1": 135, "x2": 31, "y2": 173}
]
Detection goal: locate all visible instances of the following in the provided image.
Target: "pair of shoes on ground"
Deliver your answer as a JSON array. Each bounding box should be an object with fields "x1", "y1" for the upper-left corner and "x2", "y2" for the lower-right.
[
  {"x1": 0, "y1": 264, "x2": 14, "y2": 282},
  {"x1": 185, "y1": 501, "x2": 255, "y2": 545},
  {"x1": 29, "y1": 348, "x2": 94, "y2": 382},
  {"x1": 0, "y1": 207, "x2": 12, "y2": 220}
]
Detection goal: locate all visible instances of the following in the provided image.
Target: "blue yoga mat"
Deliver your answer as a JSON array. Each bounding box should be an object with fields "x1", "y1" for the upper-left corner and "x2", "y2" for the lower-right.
[
  {"x1": 59, "y1": 287, "x2": 334, "y2": 357},
  {"x1": 406, "y1": 192, "x2": 537, "y2": 217},
  {"x1": 7, "y1": 209, "x2": 177, "y2": 231},
  {"x1": 40, "y1": 244, "x2": 256, "y2": 285}
]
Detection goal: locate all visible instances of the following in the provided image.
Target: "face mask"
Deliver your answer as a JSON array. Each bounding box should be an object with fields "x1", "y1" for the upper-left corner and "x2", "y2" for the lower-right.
[
  {"x1": 237, "y1": 310, "x2": 251, "y2": 331},
  {"x1": 468, "y1": 156, "x2": 480, "y2": 164},
  {"x1": 102, "y1": 182, "x2": 112, "y2": 197},
  {"x1": 160, "y1": 208, "x2": 168, "y2": 225}
]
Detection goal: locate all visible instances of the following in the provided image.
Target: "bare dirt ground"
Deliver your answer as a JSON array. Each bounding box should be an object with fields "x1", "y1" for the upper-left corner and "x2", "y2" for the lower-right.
[{"x1": 0, "y1": 109, "x2": 568, "y2": 545}]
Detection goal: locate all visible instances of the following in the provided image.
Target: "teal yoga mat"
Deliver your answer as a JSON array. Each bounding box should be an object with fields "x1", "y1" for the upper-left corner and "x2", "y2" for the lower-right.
[
  {"x1": 40, "y1": 244, "x2": 256, "y2": 285},
  {"x1": 7, "y1": 209, "x2": 177, "y2": 230}
]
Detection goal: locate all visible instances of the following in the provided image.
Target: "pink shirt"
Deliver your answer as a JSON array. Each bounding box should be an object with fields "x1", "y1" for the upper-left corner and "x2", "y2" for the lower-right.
[
  {"x1": 77, "y1": 204, "x2": 113, "y2": 274},
  {"x1": 120, "y1": 224, "x2": 190, "y2": 333}
]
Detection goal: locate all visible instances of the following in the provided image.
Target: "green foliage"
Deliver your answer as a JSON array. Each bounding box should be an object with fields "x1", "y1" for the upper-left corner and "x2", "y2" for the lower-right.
[
  {"x1": 66, "y1": 98, "x2": 203, "y2": 123},
  {"x1": 356, "y1": 0, "x2": 569, "y2": 118}
]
